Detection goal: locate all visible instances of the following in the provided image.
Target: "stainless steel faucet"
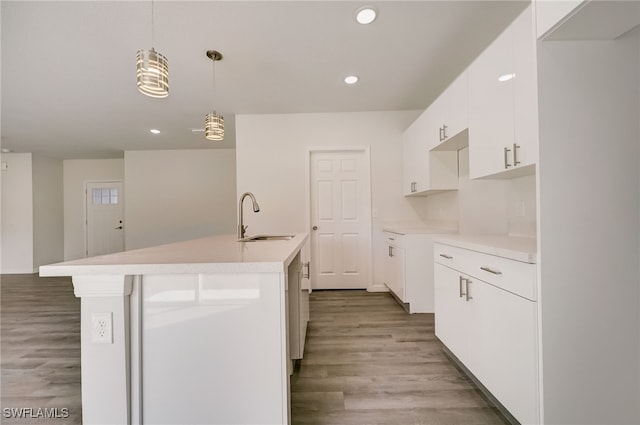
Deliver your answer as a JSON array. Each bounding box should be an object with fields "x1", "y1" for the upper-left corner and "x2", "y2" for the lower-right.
[{"x1": 238, "y1": 192, "x2": 260, "y2": 239}]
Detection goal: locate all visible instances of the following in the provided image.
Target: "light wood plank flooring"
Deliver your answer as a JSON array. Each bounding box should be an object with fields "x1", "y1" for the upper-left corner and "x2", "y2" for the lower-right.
[
  {"x1": 1, "y1": 274, "x2": 81, "y2": 424},
  {"x1": 1, "y1": 275, "x2": 506, "y2": 425},
  {"x1": 291, "y1": 290, "x2": 509, "y2": 425}
]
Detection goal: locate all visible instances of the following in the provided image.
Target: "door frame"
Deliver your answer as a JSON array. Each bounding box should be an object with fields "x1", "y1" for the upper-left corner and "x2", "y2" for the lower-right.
[
  {"x1": 85, "y1": 179, "x2": 124, "y2": 257},
  {"x1": 305, "y1": 147, "x2": 373, "y2": 291}
]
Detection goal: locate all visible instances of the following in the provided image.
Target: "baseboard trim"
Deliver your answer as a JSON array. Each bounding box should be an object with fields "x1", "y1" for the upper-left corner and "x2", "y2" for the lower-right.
[{"x1": 385, "y1": 286, "x2": 411, "y2": 313}]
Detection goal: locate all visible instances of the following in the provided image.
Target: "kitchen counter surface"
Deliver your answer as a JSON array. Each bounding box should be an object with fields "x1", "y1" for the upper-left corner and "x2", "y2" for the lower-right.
[
  {"x1": 39, "y1": 233, "x2": 308, "y2": 276},
  {"x1": 383, "y1": 225, "x2": 458, "y2": 235},
  {"x1": 433, "y1": 234, "x2": 537, "y2": 263}
]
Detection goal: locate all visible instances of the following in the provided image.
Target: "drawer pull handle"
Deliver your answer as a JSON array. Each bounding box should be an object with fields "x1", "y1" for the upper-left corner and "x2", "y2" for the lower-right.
[
  {"x1": 439, "y1": 254, "x2": 453, "y2": 259},
  {"x1": 459, "y1": 276, "x2": 466, "y2": 298},
  {"x1": 465, "y1": 279, "x2": 473, "y2": 302},
  {"x1": 480, "y1": 266, "x2": 502, "y2": 275},
  {"x1": 504, "y1": 146, "x2": 512, "y2": 169}
]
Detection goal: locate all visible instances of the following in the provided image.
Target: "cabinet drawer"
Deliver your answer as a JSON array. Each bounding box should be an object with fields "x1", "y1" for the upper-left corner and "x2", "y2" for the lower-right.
[
  {"x1": 383, "y1": 231, "x2": 404, "y2": 249},
  {"x1": 434, "y1": 243, "x2": 536, "y2": 301},
  {"x1": 433, "y1": 243, "x2": 466, "y2": 270}
]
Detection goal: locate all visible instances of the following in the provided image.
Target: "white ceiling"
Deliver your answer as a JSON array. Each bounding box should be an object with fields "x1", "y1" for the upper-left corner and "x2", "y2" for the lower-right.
[{"x1": 1, "y1": 0, "x2": 527, "y2": 159}]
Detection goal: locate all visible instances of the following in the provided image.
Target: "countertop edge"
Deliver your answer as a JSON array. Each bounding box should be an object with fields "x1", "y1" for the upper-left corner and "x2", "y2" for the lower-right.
[
  {"x1": 382, "y1": 226, "x2": 458, "y2": 235},
  {"x1": 39, "y1": 233, "x2": 309, "y2": 277}
]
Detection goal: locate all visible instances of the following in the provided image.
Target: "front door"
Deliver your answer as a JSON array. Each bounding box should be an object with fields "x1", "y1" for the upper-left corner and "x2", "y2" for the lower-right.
[
  {"x1": 310, "y1": 150, "x2": 371, "y2": 289},
  {"x1": 86, "y1": 181, "x2": 124, "y2": 257}
]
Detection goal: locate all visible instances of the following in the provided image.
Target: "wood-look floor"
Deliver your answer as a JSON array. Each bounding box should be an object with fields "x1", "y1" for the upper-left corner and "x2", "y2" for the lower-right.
[
  {"x1": 1, "y1": 274, "x2": 82, "y2": 424},
  {"x1": 291, "y1": 290, "x2": 508, "y2": 425},
  {"x1": 1, "y1": 275, "x2": 506, "y2": 425}
]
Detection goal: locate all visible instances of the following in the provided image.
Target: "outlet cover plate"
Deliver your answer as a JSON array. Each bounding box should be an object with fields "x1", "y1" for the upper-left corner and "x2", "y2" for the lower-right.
[{"x1": 91, "y1": 312, "x2": 113, "y2": 344}]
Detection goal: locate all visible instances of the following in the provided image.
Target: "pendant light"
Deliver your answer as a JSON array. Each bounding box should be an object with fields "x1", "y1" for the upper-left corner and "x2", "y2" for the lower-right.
[
  {"x1": 136, "y1": 0, "x2": 169, "y2": 98},
  {"x1": 205, "y1": 50, "x2": 224, "y2": 141}
]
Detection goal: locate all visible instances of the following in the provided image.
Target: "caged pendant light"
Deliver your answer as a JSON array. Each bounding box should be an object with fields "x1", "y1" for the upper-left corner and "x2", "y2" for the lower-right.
[
  {"x1": 205, "y1": 50, "x2": 224, "y2": 141},
  {"x1": 136, "y1": 0, "x2": 169, "y2": 98}
]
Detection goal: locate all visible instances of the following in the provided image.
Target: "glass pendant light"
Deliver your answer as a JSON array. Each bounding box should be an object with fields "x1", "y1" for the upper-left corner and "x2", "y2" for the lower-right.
[
  {"x1": 136, "y1": 0, "x2": 169, "y2": 98},
  {"x1": 205, "y1": 50, "x2": 224, "y2": 141}
]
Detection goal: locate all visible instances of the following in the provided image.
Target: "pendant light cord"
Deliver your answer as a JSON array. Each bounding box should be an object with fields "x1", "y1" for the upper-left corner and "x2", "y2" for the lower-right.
[
  {"x1": 151, "y1": 0, "x2": 155, "y2": 47},
  {"x1": 211, "y1": 59, "x2": 216, "y2": 110}
]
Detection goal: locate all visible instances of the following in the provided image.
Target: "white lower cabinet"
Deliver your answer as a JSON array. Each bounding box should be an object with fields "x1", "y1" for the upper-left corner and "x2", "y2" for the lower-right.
[
  {"x1": 384, "y1": 231, "x2": 442, "y2": 313},
  {"x1": 434, "y1": 243, "x2": 539, "y2": 424},
  {"x1": 287, "y1": 252, "x2": 308, "y2": 361},
  {"x1": 384, "y1": 234, "x2": 406, "y2": 302}
]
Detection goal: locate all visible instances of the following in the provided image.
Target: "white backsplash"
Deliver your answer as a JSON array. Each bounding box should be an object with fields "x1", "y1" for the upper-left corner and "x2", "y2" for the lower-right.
[{"x1": 407, "y1": 147, "x2": 537, "y2": 237}]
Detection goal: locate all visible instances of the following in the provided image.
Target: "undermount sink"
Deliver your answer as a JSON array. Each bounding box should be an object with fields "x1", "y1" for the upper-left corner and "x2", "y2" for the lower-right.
[{"x1": 238, "y1": 234, "x2": 295, "y2": 242}]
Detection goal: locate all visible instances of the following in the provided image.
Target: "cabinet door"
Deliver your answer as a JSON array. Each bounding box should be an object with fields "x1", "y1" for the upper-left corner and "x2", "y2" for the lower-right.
[
  {"x1": 468, "y1": 22, "x2": 515, "y2": 179},
  {"x1": 402, "y1": 112, "x2": 429, "y2": 196},
  {"x1": 434, "y1": 264, "x2": 468, "y2": 363},
  {"x1": 512, "y1": 5, "x2": 538, "y2": 169},
  {"x1": 470, "y1": 279, "x2": 539, "y2": 425},
  {"x1": 386, "y1": 244, "x2": 406, "y2": 301},
  {"x1": 468, "y1": 6, "x2": 537, "y2": 179},
  {"x1": 429, "y1": 71, "x2": 469, "y2": 148}
]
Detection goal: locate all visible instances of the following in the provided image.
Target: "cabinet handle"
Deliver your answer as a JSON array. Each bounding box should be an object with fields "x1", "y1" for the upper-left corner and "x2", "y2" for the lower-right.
[
  {"x1": 465, "y1": 279, "x2": 473, "y2": 301},
  {"x1": 439, "y1": 254, "x2": 453, "y2": 259},
  {"x1": 459, "y1": 276, "x2": 466, "y2": 298},
  {"x1": 388, "y1": 246, "x2": 394, "y2": 257},
  {"x1": 513, "y1": 143, "x2": 521, "y2": 166},
  {"x1": 442, "y1": 124, "x2": 448, "y2": 140},
  {"x1": 410, "y1": 181, "x2": 416, "y2": 193},
  {"x1": 303, "y1": 262, "x2": 310, "y2": 279},
  {"x1": 480, "y1": 266, "x2": 502, "y2": 275},
  {"x1": 504, "y1": 146, "x2": 512, "y2": 169},
  {"x1": 438, "y1": 126, "x2": 443, "y2": 142}
]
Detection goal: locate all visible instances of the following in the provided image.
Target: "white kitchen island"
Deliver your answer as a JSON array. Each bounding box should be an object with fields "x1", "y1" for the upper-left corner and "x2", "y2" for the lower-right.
[{"x1": 39, "y1": 233, "x2": 308, "y2": 425}]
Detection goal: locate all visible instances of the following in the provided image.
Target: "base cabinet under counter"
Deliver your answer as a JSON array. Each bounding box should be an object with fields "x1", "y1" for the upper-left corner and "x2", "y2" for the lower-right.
[
  {"x1": 383, "y1": 231, "x2": 447, "y2": 313},
  {"x1": 433, "y1": 242, "x2": 539, "y2": 425}
]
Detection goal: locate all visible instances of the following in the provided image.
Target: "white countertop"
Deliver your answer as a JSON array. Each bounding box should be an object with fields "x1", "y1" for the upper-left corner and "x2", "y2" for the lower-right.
[
  {"x1": 39, "y1": 233, "x2": 308, "y2": 276},
  {"x1": 383, "y1": 225, "x2": 458, "y2": 235},
  {"x1": 432, "y1": 234, "x2": 537, "y2": 263}
]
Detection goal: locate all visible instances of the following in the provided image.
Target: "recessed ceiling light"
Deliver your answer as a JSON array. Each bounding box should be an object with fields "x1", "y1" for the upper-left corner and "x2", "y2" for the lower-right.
[
  {"x1": 150, "y1": 129, "x2": 161, "y2": 134},
  {"x1": 355, "y1": 6, "x2": 377, "y2": 25},
  {"x1": 498, "y1": 73, "x2": 516, "y2": 82},
  {"x1": 344, "y1": 75, "x2": 359, "y2": 85}
]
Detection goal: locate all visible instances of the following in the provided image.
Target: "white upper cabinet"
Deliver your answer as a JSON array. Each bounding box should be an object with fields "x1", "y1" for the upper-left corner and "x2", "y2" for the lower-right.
[
  {"x1": 402, "y1": 111, "x2": 429, "y2": 196},
  {"x1": 402, "y1": 110, "x2": 458, "y2": 197},
  {"x1": 468, "y1": 5, "x2": 538, "y2": 179},
  {"x1": 429, "y1": 71, "x2": 469, "y2": 151}
]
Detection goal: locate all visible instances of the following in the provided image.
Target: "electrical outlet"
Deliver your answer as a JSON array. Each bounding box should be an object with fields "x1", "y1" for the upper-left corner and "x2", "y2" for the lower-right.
[{"x1": 92, "y1": 312, "x2": 113, "y2": 344}]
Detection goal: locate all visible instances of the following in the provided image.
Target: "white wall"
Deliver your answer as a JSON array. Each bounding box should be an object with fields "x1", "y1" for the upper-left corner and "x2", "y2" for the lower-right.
[
  {"x1": 32, "y1": 154, "x2": 63, "y2": 267},
  {"x1": 0, "y1": 153, "x2": 34, "y2": 273},
  {"x1": 235, "y1": 111, "x2": 423, "y2": 289},
  {"x1": 63, "y1": 159, "x2": 124, "y2": 260},
  {"x1": 537, "y1": 32, "x2": 640, "y2": 424},
  {"x1": 124, "y1": 149, "x2": 236, "y2": 250}
]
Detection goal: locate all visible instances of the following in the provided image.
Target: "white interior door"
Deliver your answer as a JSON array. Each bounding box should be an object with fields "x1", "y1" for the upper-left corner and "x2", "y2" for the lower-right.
[
  {"x1": 310, "y1": 150, "x2": 371, "y2": 289},
  {"x1": 86, "y1": 181, "x2": 124, "y2": 257}
]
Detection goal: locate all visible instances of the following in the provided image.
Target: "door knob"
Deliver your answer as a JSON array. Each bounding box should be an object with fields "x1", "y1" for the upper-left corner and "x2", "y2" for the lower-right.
[{"x1": 312, "y1": 226, "x2": 318, "y2": 231}]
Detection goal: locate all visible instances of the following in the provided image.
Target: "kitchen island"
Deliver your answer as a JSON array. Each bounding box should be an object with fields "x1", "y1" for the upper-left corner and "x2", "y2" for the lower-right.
[{"x1": 39, "y1": 233, "x2": 308, "y2": 425}]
